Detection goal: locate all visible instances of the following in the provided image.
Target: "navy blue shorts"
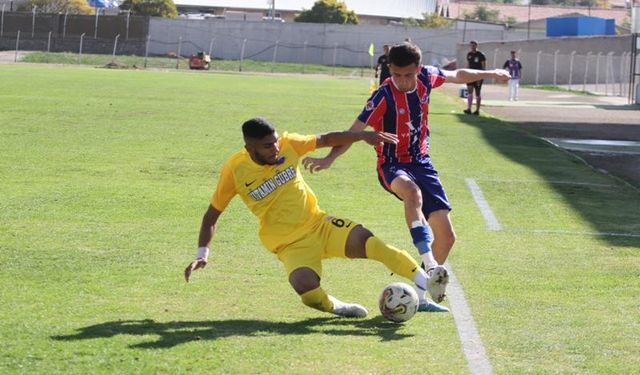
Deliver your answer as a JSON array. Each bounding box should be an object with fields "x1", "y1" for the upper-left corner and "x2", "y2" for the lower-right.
[{"x1": 377, "y1": 162, "x2": 452, "y2": 218}]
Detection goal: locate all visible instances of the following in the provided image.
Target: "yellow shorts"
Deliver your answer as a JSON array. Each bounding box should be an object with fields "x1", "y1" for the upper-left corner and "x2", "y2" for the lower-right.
[{"x1": 277, "y1": 214, "x2": 359, "y2": 277}]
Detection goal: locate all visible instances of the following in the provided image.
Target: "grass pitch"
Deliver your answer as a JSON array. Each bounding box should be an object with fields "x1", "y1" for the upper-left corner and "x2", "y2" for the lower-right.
[{"x1": 0, "y1": 65, "x2": 638, "y2": 374}]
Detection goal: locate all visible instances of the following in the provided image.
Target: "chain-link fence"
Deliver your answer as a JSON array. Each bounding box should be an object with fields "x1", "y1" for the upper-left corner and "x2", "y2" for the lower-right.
[
  {"x1": 485, "y1": 47, "x2": 639, "y2": 97},
  {"x1": 3, "y1": 9, "x2": 638, "y2": 97}
]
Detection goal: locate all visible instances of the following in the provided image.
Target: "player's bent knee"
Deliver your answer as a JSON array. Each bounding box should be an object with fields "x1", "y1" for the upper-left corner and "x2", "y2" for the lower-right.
[
  {"x1": 345, "y1": 225, "x2": 373, "y2": 259},
  {"x1": 289, "y1": 267, "x2": 320, "y2": 295}
]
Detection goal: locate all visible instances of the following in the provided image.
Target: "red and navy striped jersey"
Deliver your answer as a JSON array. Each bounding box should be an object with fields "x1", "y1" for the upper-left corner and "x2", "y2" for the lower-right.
[{"x1": 357, "y1": 65, "x2": 446, "y2": 165}]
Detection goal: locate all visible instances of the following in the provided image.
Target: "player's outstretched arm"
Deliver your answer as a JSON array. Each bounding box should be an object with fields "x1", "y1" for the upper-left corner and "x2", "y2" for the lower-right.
[
  {"x1": 442, "y1": 68, "x2": 511, "y2": 84},
  {"x1": 184, "y1": 204, "x2": 222, "y2": 282},
  {"x1": 315, "y1": 129, "x2": 397, "y2": 148},
  {"x1": 302, "y1": 119, "x2": 368, "y2": 174}
]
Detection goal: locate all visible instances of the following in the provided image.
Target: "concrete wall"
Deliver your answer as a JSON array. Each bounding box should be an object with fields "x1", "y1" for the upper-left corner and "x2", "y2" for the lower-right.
[{"x1": 147, "y1": 18, "x2": 540, "y2": 67}]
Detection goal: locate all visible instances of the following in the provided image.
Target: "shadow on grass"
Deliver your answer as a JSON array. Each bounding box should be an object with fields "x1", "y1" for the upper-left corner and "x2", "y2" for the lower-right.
[
  {"x1": 52, "y1": 317, "x2": 413, "y2": 348},
  {"x1": 456, "y1": 114, "x2": 640, "y2": 247}
]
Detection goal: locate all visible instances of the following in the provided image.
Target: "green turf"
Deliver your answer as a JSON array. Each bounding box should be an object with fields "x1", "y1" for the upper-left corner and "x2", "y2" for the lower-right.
[
  {"x1": 0, "y1": 65, "x2": 638, "y2": 374},
  {"x1": 20, "y1": 51, "x2": 370, "y2": 77}
]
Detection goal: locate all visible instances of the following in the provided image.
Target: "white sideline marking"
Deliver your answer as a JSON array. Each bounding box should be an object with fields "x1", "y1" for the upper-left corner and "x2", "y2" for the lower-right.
[
  {"x1": 451, "y1": 176, "x2": 616, "y2": 188},
  {"x1": 472, "y1": 177, "x2": 615, "y2": 188},
  {"x1": 517, "y1": 228, "x2": 640, "y2": 238},
  {"x1": 465, "y1": 178, "x2": 502, "y2": 231},
  {"x1": 447, "y1": 263, "x2": 494, "y2": 375}
]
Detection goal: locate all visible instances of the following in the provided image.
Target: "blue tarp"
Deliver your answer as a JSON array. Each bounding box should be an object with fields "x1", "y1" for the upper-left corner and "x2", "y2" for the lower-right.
[{"x1": 87, "y1": 0, "x2": 120, "y2": 8}]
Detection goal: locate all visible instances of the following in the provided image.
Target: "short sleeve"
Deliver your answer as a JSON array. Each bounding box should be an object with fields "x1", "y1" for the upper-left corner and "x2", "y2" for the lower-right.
[
  {"x1": 422, "y1": 65, "x2": 446, "y2": 89},
  {"x1": 210, "y1": 162, "x2": 237, "y2": 212},
  {"x1": 283, "y1": 132, "x2": 317, "y2": 156},
  {"x1": 357, "y1": 89, "x2": 387, "y2": 131}
]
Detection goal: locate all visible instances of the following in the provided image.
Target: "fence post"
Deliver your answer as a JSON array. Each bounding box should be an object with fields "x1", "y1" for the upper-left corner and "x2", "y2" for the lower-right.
[
  {"x1": 176, "y1": 35, "x2": 182, "y2": 70},
  {"x1": 63, "y1": 11, "x2": 68, "y2": 40},
  {"x1": 332, "y1": 43, "x2": 338, "y2": 76},
  {"x1": 568, "y1": 50, "x2": 576, "y2": 91},
  {"x1": 125, "y1": 10, "x2": 130, "y2": 41},
  {"x1": 605, "y1": 51, "x2": 614, "y2": 96},
  {"x1": 31, "y1": 6, "x2": 37, "y2": 38},
  {"x1": 595, "y1": 52, "x2": 602, "y2": 93},
  {"x1": 1, "y1": 4, "x2": 5, "y2": 39},
  {"x1": 535, "y1": 50, "x2": 541, "y2": 86},
  {"x1": 239, "y1": 38, "x2": 247, "y2": 72},
  {"x1": 208, "y1": 37, "x2": 215, "y2": 57},
  {"x1": 271, "y1": 40, "x2": 279, "y2": 72},
  {"x1": 623, "y1": 52, "x2": 630, "y2": 97},
  {"x1": 143, "y1": 34, "x2": 150, "y2": 68},
  {"x1": 14, "y1": 30, "x2": 20, "y2": 62},
  {"x1": 553, "y1": 50, "x2": 559, "y2": 86},
  {"x1": 47, "y1": 31, "x2": 51, "y2": 53},
  {"x1": 302, "y1": 40, "x2": 307, "y2": 74},
  {"x1": 493, "y1": 48, "x2": 499, "y2": 83},
  {"x1": 112, "y1": 34, "x2": 120, "y2": 61},
  {"x1": 79, "y1": 32, "x2": 85, "y2": 63},
  {"x1": 583, "y1": 51, "x2": 591, "y2": 92},
  {"x1": 94, "y1": 7, "x2": 99, "y2": 39},
  {"x1": 619, "y1": 52, "x2": 625, "y2": 96}
]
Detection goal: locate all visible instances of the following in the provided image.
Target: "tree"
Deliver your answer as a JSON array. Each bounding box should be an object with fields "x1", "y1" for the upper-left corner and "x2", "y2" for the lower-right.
[
  {"x1": 404, "y1": 13, "x2": 451, "y2": 28},
  {"x1": 294, "y1": 0, "x2": 359, "y2": 25},
  {"x1": 119, "y1": 0, "x2": 177, "y2": 18},
  {"x1": 17, "y1": 0, "x2": 93, "y2": 14},
  {"x1": 463, "y1": 5, "x2": 501, "y2": 23}
]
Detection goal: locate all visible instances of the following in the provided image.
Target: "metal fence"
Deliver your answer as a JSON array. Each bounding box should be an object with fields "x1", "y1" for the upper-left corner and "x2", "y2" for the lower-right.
[
  {"x1": 2, "y1": 9, "x2": 638, "y2": 97},
  {"x1": 485, "y1": 47, "x2": 640, "y2": 97}
]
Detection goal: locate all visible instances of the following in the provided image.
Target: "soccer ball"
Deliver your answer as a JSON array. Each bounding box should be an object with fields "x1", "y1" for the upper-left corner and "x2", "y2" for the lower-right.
[{"x1": 378, "y1": 282, "x2": 419, "y2": 323}]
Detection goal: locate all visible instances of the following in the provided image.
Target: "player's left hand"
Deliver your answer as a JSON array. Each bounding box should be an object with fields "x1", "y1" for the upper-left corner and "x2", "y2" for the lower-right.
[
  {"x1": 362, "y1": 131, "x2": 398, "y2": 146},
  {"x1": 184, "y1": 258, "x2": 207, "y2": 282},
  {"x1": 303, "y1": 156, "x2": 333, "y2": 173},
  {"x1": 492, "y1": 69, "x2": 511, "y2": 83}
]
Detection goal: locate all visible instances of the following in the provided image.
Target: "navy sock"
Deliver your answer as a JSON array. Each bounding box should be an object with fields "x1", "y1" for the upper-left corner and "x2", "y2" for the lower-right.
[{"x1": 410, "y1": 225, "x2": 432, "y2": 255}]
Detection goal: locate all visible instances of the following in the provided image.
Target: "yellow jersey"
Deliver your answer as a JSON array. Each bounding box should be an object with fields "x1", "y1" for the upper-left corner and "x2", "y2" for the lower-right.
[{"x1": 211, "y1": 132, "x2": 325, "y2": 252}]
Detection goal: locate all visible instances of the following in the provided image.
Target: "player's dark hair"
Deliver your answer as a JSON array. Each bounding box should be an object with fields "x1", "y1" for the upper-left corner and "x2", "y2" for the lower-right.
[
  {"x1": 242, "y1": 117, "x2": 275, "y2": 141},
  {"x1": 388, "y1": 42, "x2": 421, "y2": 67}
]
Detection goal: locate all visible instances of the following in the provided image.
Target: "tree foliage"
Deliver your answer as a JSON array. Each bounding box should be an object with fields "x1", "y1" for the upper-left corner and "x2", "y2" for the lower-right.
[
  {"x1": 463, "y1": 5, "x2": 502, "y2": 23},
  {"x1": 119, "y1": 0, "x2": 177, "y2": 18},
  {"x1": 404, "y1": 13, "x2": 451, "y2": 29},
  {"x1": 530, "y1": 0, "x2": 599, "y2": 5},
  {"x1": 17, "y1": 0, "x2": 93, "y2": 14},
  {"x1": 294, "y1": 0, "x2": 358, "y2": 25}
]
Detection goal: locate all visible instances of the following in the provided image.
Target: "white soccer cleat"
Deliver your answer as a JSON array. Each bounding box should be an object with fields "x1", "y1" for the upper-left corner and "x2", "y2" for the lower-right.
[
  {"x1": 329, "y1": 295, "x2": 368, "y2": 318},
  {"x1": 425, "y1": 265, "x2": 449, "y2": 303}
]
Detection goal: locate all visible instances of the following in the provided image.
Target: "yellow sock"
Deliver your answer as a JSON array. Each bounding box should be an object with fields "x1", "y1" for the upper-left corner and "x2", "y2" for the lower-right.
[
  {"x1": 300, "y1": 287, "x2": 334, "y2": 313},
  {"x1": 365, "y1": 236, "x2": 419, "y2": 280}
]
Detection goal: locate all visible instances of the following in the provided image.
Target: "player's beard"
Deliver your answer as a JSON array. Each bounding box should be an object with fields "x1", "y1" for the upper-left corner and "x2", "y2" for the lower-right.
[{"x1": 253, "y1": 151, "x2": 278, "y2": 165}]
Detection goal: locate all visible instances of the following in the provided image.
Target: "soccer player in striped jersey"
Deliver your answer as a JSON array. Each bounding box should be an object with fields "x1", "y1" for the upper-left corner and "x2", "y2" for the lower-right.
[
  {"x1": 303, "y1": 42, "x2": 510, "y2": 311},
  {"x1": 185, "y1": 117, "x2": 450, "y2": 317}
]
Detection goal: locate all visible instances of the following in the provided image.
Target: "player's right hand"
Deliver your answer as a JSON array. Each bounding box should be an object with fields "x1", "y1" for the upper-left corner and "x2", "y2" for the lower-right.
[
  {"x1": 492, "y1": 69, "x2": 511, "y2": 83},
  {"x1": 184, "y1": 258, "x2": 207, "y2": 282},
  {"x1": 303, "y1": 157, "x2": 333, "y2": 174}
]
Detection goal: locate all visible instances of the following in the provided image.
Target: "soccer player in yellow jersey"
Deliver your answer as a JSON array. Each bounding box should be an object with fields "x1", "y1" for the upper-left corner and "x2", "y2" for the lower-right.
[{"x1": 184, "y1": 117, "x2": 448, "y2": 317}]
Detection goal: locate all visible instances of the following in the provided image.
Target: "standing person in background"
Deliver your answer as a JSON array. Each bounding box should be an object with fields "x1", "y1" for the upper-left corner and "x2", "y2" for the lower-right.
[
  {"x1": 464, "y1": 40, "x2": 486, "y2": 115},
  {"x1": 375, "y1": 45, "x2": 391, "y2": 85},
  {"x1": 503, "y1": 50, "x2": 523, "y2": 101}
]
